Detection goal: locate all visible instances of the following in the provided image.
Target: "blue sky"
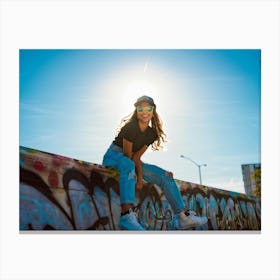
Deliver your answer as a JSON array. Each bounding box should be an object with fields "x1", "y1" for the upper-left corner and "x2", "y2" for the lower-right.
[{"x1": 20, "y1": 49, "x2": 261, "y2": 193}]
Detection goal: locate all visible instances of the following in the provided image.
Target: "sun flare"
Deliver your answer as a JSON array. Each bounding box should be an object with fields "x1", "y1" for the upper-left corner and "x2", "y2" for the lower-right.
[{"x1": 102, "y1": 60, "x2": 187, "y2": 136}]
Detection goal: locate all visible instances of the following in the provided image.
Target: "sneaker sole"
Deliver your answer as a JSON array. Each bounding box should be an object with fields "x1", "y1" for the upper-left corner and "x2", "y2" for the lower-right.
[{"x1": 181, "y1": 219, "x2": 208, "y2": 230}]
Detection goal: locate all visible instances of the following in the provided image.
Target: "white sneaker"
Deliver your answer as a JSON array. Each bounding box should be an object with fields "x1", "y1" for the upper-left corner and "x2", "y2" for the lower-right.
[
  {"x1": 118, "y1": 209, "x2": 144, "y2": 230},
  {"x1": 178, "y1": 210, "x2": 208, "y2": 230}
]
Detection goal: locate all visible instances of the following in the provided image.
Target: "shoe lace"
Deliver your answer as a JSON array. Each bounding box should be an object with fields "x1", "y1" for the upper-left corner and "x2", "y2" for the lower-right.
[{"x1": 186, "y1": 210, "x2": 197, "y2": 216}]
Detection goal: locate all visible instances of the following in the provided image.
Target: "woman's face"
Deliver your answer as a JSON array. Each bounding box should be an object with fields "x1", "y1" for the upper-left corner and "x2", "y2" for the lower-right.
[{"x1": 136, "y1": 101, "x2": 154, "y2": 124}]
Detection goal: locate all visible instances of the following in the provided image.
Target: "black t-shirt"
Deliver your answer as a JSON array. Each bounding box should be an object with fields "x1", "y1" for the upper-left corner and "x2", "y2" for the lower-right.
[{"x1": 113, "y1": 120, "x2": 157, "y2": 152}]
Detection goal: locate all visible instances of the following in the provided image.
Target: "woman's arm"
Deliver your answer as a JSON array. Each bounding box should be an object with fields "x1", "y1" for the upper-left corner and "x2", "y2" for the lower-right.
[{"x1": 132, "y1": 145, "x2": 148, "y2": 190}]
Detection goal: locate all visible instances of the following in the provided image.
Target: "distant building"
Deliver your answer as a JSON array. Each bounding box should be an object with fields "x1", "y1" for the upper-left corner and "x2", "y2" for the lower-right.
[{"x1": 241, "y1": 163, "x2": 261, "y2": 196}]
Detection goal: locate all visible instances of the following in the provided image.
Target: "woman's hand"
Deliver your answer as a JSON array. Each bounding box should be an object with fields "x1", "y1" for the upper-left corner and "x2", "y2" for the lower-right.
[
  {"x1": 136, "y1": 179, "x2": 145, "y2": 190},
  {"x1": 166, "y1": 171, "x2": 174, "y2": 179}
]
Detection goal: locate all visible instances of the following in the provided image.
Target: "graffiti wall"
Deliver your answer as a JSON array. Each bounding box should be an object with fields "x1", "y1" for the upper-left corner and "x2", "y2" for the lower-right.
[{"x1": 20, "y1": 146, "x2": 261, "y2": 231}]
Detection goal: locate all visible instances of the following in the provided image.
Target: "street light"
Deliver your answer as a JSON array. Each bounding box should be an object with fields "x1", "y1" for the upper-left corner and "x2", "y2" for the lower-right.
[{"x1": 180, "y1": 155, "x2": 207, "y2": 185}]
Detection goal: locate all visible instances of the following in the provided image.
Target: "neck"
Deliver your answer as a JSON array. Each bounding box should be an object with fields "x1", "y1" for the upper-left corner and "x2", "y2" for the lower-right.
[{"x1": 138, "y1": 120, "x2": 149, "y2": 132}]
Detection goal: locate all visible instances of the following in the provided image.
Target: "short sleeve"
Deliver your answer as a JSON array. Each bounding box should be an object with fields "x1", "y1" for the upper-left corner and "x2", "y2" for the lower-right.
[{"x1": 121, "y1": 122, "x2": 137, "y2": 143}]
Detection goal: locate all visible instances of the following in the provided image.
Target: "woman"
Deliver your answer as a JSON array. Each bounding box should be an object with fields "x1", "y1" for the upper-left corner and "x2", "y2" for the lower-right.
[{"x1": 102, "y1": 95, "x2": 208, "y2": 230}]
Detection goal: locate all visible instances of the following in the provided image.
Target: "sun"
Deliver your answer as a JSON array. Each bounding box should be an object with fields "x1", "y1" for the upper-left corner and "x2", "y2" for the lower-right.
[
  {"x1": 121, "y1": 78, "x2": 158, "y2": 110},
  {"x1": 103, "y1": 59, "x2": 185, "y2": 131}
]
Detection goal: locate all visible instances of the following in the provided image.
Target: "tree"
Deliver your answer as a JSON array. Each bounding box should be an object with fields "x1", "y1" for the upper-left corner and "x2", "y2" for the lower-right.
[{"x1": 252, "y1": 168, "x2": 261, "y2": 198}]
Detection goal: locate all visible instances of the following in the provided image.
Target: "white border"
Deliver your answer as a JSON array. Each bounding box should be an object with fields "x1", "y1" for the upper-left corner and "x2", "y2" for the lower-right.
[{"x1": 1, "y1": 1, "x2": 279, "y2": 280}]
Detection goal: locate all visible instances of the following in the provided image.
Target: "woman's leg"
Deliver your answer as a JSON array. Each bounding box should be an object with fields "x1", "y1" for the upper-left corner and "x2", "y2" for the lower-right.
[
  {"x1": 102, "y1": 146, "x2": 144, "y2": 230},
  {"x1": 102, "y1": 147, "x2": 136, "y2": 206},
  {"x1": 142, "y1": 163, "x2": 185, "y2": 214},
  {"x1": 117, "y1": 156, "x2": 136, "y2": 207},
  {"x1": 142, "y1": 162, "x2": 208, "y2": 229}
]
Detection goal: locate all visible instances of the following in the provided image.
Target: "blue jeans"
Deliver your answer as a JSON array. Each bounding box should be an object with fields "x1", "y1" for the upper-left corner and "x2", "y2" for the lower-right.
[{"x1": 102, "y1": 144, "x2": 185, "y2": 214}]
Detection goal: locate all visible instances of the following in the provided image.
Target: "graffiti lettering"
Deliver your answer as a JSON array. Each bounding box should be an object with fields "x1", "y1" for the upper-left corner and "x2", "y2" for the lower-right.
[{"x1": 20, "y1": 146, "x2": 261, "y2": 231}]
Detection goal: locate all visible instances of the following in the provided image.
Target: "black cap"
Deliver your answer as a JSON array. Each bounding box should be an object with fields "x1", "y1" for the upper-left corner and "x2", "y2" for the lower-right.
[{"x1": 134, "y1": 95, "x2": 155, "y2": 107}]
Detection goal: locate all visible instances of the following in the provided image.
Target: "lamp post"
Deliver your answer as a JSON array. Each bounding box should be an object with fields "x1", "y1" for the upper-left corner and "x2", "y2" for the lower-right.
[{"x1": 180, "y1": 155, "x2": 207, "y2": 185}]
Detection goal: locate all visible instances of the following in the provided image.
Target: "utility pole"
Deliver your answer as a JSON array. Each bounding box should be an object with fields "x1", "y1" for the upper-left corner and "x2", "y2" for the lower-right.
[{"x1": 180, "y1": 155, "x2": 207, "y2": 185}]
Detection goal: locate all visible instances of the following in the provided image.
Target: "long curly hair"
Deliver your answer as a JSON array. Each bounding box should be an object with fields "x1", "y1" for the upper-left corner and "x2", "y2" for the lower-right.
[{"x1": 117, "y1": 106, "x2": 166, "y2": 151}]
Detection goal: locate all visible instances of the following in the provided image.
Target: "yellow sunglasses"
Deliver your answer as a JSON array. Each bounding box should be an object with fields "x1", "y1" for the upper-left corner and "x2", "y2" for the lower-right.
[{"x1": 136, "y1": 105, "x2": 154, "y2": 112}]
